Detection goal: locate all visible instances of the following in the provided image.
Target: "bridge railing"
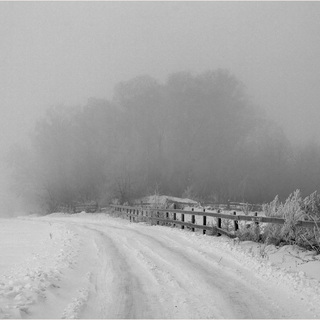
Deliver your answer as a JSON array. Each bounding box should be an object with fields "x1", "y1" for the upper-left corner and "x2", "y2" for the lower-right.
[{"x1": 109, "y1": 204, "x2": 320, "y2": 238}]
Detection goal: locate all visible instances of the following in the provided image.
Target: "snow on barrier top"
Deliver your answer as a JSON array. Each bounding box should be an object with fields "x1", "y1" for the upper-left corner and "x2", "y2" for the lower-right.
[{"x1": 134, "y1": 195, "x2": 198, "y2": 208}]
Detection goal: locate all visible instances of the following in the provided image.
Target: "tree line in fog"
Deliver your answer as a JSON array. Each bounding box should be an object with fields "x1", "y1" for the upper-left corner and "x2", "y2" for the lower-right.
[{"x1": 7, "y1": 70, "x2": 320, "y2": 212}]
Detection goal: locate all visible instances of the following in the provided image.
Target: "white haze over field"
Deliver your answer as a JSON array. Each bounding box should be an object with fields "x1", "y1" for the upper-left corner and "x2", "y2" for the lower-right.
[{"x1": 1, "y1": 2, "x2": 320, "y2": 215}]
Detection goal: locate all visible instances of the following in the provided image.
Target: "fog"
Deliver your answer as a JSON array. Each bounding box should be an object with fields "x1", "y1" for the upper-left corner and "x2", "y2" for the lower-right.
[{"x1": 1, "y1": 2, "x2": 320, "y2": 214}]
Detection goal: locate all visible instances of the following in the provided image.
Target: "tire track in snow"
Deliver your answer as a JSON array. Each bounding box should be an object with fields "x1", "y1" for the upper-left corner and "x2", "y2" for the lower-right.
[
  {"x1": 101, "y1": 224, "x2": 277, "y2": 319},
  {"x1": 77, "y1": 225, "x2": 165, "y2": 319},
  {"x1": 93, "y1": 222, "x2": 315, "y2": 318},
  {"x1": 117, "y1": 223, "x2": 320, "y2": 318},
  {"x1": 77, "y1": 224, "x2": 221, "y2": 318},
  {"x1": 118, "y1": 239, "x2": 203, "y2": 318},
  {"x1": 76, "y1": 223, "x2": 274, "y2": 318}
]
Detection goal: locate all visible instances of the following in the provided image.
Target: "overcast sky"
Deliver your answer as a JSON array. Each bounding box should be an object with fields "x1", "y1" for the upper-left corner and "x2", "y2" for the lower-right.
[{"x1": 1, "y1": 1, "x2": 320, "y2": 155}]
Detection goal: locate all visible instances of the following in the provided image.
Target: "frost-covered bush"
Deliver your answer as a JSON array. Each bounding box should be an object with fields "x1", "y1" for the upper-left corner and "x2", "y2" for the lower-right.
[
  {"x1": 301, "y1": 191, "x2": 320, "y2": 219},
  {"x1": 237, "y1": 190, "x2": 320, "y2": 251},
  {"x1": 262, "y1": 195, "x2": 280, "y2": 217},
  {"x1": 222, "y1": 217, "x2": 233, "y2": 232},
  {"x1": 261, "y1": 190, "x2": 320, "y2": 252},
  {"x1": 236, "y1": 223, "x2": 261, "y2": 242},
  {"x1": 241, "y1": 203, "x2": 253, "y2": 216}
]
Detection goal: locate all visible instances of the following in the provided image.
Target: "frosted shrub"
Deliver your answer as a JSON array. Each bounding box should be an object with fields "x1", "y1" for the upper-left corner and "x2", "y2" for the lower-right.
[
  {"x1": 262, "y1": 190, "x2": 320, "y2": 252},
  {"x1": 278, "y1": 190, "x2": 306, "y2": 243},
  {"x1": 241, "y1": 203, "x2": 253, "y2": 216},
  {"x1": 260, "y1": 195, "x2": 282, "y2": 245},
  {"x1": 222, "y1": 217, "x2": 233, "y2": 231},
  {"x1": 302, "y1": 191, "x2": 320, "y2": 219},
  {"x1": 236, "y1": 223, "x2": 261, "y2": 242},
  {"x1": 299, "y1": 191, "x2": 320, "y2": 252},
  {"x1": 262, "y1": 223, "x2": 283, "y2": 246},
  {"x1": 262, "y1": 191, "x2": 304, "y2": 245},
  {"x1": 262, "y1": 195, "x2": 280, "y2": 217}
]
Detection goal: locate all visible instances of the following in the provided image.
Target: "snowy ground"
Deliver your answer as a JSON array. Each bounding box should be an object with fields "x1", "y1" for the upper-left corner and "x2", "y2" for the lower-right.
[{"x1": 0, "y1": 212, "x2": 320, "y2": 319}]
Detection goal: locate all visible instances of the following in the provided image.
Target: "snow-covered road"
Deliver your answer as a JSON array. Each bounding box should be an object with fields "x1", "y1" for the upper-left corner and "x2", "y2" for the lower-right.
[{"x1": 1, "y1": 212, "x2": 320, "y2": 319}]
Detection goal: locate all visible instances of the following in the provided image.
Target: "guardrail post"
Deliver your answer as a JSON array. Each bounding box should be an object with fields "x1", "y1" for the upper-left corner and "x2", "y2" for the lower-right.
[
  {"x1": 254, "y1": 212, "x2": 259, "y2": 226},
  {"x1": 157, "y1": 211, "x2": 159, "y2": 225},
  {"x1": 234, "y1": 211, "x2": 239, "y2": 231},
  {"x1": 191, "y1": 208, "x2": 195, "y2": 232},
  {"x1": 166, "y1": 212, "x2": 169, "y2": 225},
  {"x1": 173, "y1": 212, "x2": 176, "y2": 227},
  {"x1": 181, "y1": 213, "x2": 185, "y2": 229},
  {"x1": 203, "y1": 209, "x2": 206, "y2": 235},
  {"x1": 217, "y1": 209, "x2": 222, "y2": 236}
]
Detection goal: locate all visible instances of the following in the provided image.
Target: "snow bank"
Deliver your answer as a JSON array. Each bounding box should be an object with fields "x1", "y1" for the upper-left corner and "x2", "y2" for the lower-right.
[{"x1": 0, "y1": 218, "x2": 81, "y2": 318}]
